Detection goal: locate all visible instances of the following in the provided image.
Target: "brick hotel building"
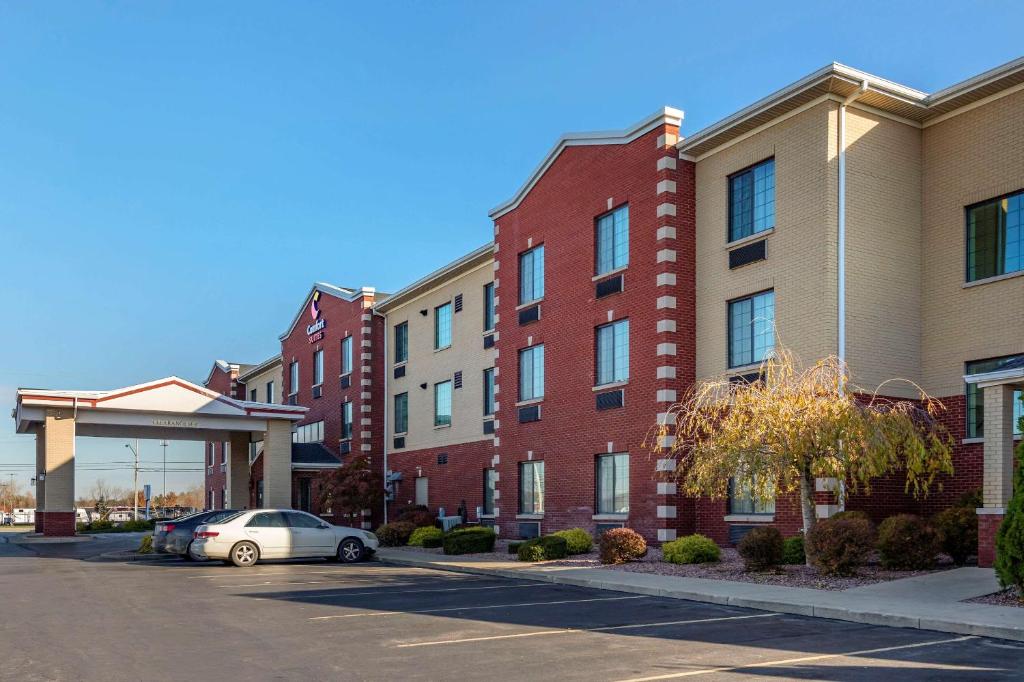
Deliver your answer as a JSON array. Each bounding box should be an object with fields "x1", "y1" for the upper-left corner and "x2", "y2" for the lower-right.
[{"x1": 204, "y1": 58, "x2": 1024, "y2": 565}]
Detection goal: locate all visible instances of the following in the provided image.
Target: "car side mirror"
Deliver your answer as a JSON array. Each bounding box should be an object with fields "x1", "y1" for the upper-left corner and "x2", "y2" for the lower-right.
[{"x1": 319, "y1": 523, "x2": 330, "y2": 529}]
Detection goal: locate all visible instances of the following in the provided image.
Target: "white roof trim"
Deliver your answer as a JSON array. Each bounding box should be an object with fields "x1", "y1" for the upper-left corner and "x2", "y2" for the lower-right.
[
  {"x1": 237, "y1": 355, "x2": 283, "y2": 383},
  {"x1": 489, "y1": 106, "x2": 684, "y2": 219},
  {"x1": 203, "y1": 359, "x2": 240, "y2": 387},
  {"x1": 292, "y1": 462, "x2": 343, "y2": 470},
  {"x1": 279, "y1": 283, "x2": 375, "y2": 341},
  {"x1": 927, "y1": 56, "x2": 1024, "y2": 105},
  {"x1": 963, "y1": 368, "x2": 1024, "y2": 387},
  {"x1": 374, "y1": 243, "x2": 494, "y2": 312}
]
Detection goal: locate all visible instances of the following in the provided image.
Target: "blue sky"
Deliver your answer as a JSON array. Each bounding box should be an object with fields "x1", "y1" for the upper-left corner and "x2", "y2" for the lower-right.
[{"x1": 1, "y1": 1, "x2": 1022, "y2": 495}]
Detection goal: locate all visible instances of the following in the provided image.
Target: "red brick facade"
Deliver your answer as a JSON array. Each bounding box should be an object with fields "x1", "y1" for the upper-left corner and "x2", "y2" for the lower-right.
[
  {"x1": 203, "y1": 363, "x2": 242, "y2": 510},
  {"x1": 387, "y1": 440, "x2": 496, "y2": 520}
]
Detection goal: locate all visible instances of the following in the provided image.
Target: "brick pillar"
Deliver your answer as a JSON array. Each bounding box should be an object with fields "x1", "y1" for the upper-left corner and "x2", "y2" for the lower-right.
[
  {"x1": 42, "y1": 408, "x2": 76, "y2": 537},
  {"x1": 978, "y1": 511, "x2": 1003, "y2": 568},
  {"x1": 226, "y1": 431, "x2": 251, "y2": 509},
  {"x1": 264, "y1": 419, "x2": 292, "y2": 509},
  {"x1": 34, "y1": 431, "x2": 45, "y2": 533},
  {"x1": 978, "y1": 384, "x2": 1017, "y2": 567}
]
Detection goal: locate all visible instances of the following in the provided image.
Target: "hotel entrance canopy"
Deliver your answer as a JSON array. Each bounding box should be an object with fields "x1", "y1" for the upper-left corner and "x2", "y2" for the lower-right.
[{"x1": 14, "y1": 376, "x2": 307, "y2": 536}]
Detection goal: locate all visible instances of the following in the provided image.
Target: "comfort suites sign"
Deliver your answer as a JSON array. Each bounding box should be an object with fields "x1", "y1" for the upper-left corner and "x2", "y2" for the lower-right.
[{"x1": 307, "y1": 291, "x2": 326, "y2": 343}]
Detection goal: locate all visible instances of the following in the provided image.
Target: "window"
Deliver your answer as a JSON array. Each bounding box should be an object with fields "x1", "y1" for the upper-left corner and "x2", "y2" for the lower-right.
[
  {"x1": 287, "y1": 510, "x2": 321, "y2": 527},
  {"x1": 483, "y1": 368, "x2": 496, "y2": 416},
  {"x1": 247, "y1": 511, "x2": 287, "y2": 528},
  {"x1": 292, "y1": 420, "x2": 324, "y2": 444},
  {"x1": 483, "y1": 468, "x2": 497, "y2": 515},
  {"x1": 221, "y1": 442, "x2": 227, "y2": 465},
  {"x1": 596, "y1": 319, "x2": 629, "y2": 385},
  {"x1": 596, "y1": 205, "x2": 629, "y2": 275},
  {"x1": 435, "y1": 302, "x2": 452, "y2": 350},
  {"x1": 341, "y1": 402, "x2": 353, "y2": 440},
  {"x1": 483, "y1": 282, "x2": 495, "y2": 331},
  {"x1": 519, "y1": 345, "x2": 544, "y2": 401},
  {"x1": 728, "y1": 290, "x2": 775, "y2": 368},
  {"x1": 966, "y1": 355, "x2": 1024, "y2": 438},
  {"x1": 729, "y1": 474, "x2": 775, "y2": 515},
  {"x1": 266, "y1": 381, "x2": 274, "y2": 404},
  {"x1": 729, "y1": 158, "x2": 775, "y2": 242},
  {"x1": 313, "y1": 349, "x2": 324, "y2": 386},
  {"x1": 394, "y1": 392, "x2": 409, "y2": 434},
  {"x1": 434, "y1": 380, "x2": 452, "y2": 427},
  {"x1": 289, "y1": 361, "x2": 299, "y2": 395},
  {"x1": 519, "y1": 245, "x2": 545, "y2": 304},
  {"x1": 967, "y1": 190, "x2": 1023, "y2": 282},
  {"x1": 208, "y1": 443, "x2": 214, "y2": 466},
  {"x1": 519, "y1": 461, "x2": 545, "y2": 514},
  {"x1": 249, "y1": 388, "x2": 257, "y2": 402},
  {"x1": 395, "y1": 322, "x2": 408, "y2": 363},
  {"x1": 596, "y1": 453, "x2": 629, "y2": 514},
  {"x1": 340, "y1": 336, "x2": 353, "y2": 375},
  {"x1": 415, "y1": 477, "x2": 429, "y2": 506}
]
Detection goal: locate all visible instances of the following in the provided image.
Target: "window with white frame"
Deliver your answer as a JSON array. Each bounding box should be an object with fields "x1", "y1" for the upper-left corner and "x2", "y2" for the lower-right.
[
  {"x1": 966, "y1": 190, "x2": 1023, "y2": 282},
  {"x1": 596, "y1": 205, "x2": 629, "y2": 275},
  {"x1": 518, "y1": 344, "x2": 544, "y2": 401},
  {"x1": 292, "y1": 420, "x2": 324, "y2": 444},
  {"x1": 519, "y1": 460, "x2": 544, "y2": 514},
  {"x1": 313, "y1": 349, "x2": 324, "y2": 386},
  {"x1": 434, "y1": 380, "x2": 452, "y2": 427},
  {"x1": 341, "y1": 336, "x2": 353, "y2": 375},
  {"x1": 483, "y1": 367, "x2": 495, "y2": 416},
  {"x1": 483, "y1": 468, "x2": 497, "y2": 515},
  {"x1": 289, "y1": 361, "x2": 299, "y2": 395},
  {"x1": 394, "y1": 392, "x2": 408, "y2": 434},
  {"x1": 394, "y1": 322, "x2": 408, "y2": 363},
  {"x1": 483, "y1": 282, "x2": 495, "y2": 331},
  {"x1": 728, "y1": 158, "x2": 775, "y2": 242},
  {"x1": 266, "y1": 381, "x2": 274, "y2": 404},
  {"x1": 341, "y1": 402, "x2": 353, "y2": 440},
  {"x1": 518, "y1": 245, "x2": 544, "y2": 304},
  {"x1": 434, "y1": 302, "x2": 452, "y2": 350},
  {"x1": 595, "y1": 319, "x2": 629, "y2": 385},
  {"x1": 729, "y1": 473, "x2": 775, "y2": 515},
  {"x1": 728, "y1": 290, "x2": 775, "y2": 368},
  {"x1": 596, "y1": 453, "x2": 629, "y2": 514}
]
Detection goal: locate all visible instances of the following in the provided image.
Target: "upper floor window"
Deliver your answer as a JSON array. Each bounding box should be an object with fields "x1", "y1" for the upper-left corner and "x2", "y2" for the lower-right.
[
  {"x1": 208, "y1": 443, "x2": 214, "y2": 466},
  {"x1": 519, "y1": 344, "x2": 545, "y2": 401},
  {"x1": 519, "y1": 245, "x2": 545, "y2": 304},
  {"x1": 728, "y1": 290, "x2": 775, "y2": 368},
  {"x1": 395, "y1": 321, "x2": 408, "y2": 363},
  {"x1": 313, "y1": 349, "x2": 324, "y2": 386},
  {"x1": 483, "y1": 367, "x2": 495, "y2": 416},
  {"x1": 293, "y1": 420, "x2": 324, "y2": 444},
  {"x1": 728, "y1": 158, "x2": 775, "y2": 242},
  {"x1": 434, "y1": 380, "x2": 452, "y2": 427},
  {"x1": 596, "y1": 205, "x2": 629, "y2": 275},
  {"x1": 394, "y1": 392, "x2": 409, "y2": 434},
  {"x1": 434, "y1": 302, "x2": 452, "y2": 350},
  {"x1": 483, "y1": 283, "x2": 496, "y2": 331},
  {"x1": 519, "y1": 460, "x2": 545, "y2": 514},
  {"x1": 596, "y1": 453, "x2": 629, "y2": 514},
  {"x1": 595, "y1": 319, "x2": 629, "y2": 385},
  {"x1": 966, "y1": 355, "x2": 1024, "y2": 438},
  {"x1": 221, "y1": 442, "x2": 227, "y2": 464},
  {"x1": 289, "y1": 361, "x2": 299, "y2": 395},
  {"x1": 249, "y1": 388, "x2": 257, "y2": 402},
  {"x1": 341, "y1": 336, "x2": 353, "y2": 375},
  {"x1": 341, "y1": 402, "x2": 353, "y2": 440},
  {"x1": 266, "y1": 381, "x2": 274, "y2": 404},
  {"x1": 967, "y1": 190, "x2": 1023, "y2": 282}
]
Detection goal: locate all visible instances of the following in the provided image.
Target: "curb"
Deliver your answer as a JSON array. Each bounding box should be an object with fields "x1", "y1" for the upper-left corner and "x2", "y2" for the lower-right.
[
  {"x1": 379, "y1": 552, "x2": 1024, "y2": 643},
  {"x1": 95, "y1": 551, "x2": 180, "y2": 562}
]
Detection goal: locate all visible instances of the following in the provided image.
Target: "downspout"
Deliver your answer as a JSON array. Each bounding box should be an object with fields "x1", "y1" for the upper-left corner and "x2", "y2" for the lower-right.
[{"x1": 375, "y1": 307, "x2": 389, "y2": 525}]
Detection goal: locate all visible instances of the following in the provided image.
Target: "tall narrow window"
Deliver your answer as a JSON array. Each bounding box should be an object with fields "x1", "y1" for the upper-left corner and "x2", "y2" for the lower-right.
[
  {"x1": 313, "y1": 349, "x2": 324, "y2": 386},
  {"x1": 729, "y1": 158, "x2": 775, "y2": 242},
  {"x1": 519, "y1": 245, "x2": 545, "y2": 304},
  {"x1": 596, "y1": 453, "x2": 629, "y2": 514},
  {"x1": 266, "y1": 381, "x2": 274, "y2": 404},
  {"x1": 729, "y1": 473, "x2": 775, "y2": 515},
  {"x1": 519, "y1": 345, "x2": 544, "y2": 401},
  {"x1": 483, "y1": 282, "x2": 496, "y2": 331},
  {"x1": 434, "y1": 380, "x2": 452, "y2": 427},
  {"x1": 728, "y1": 290, "x2": 775, "y2": 368},
  {"x1": 341, "y1": 336, "x2": 353, "y2": 375},
  {"x1": 967, "y1": 190, "x2": 1023, "y2": 282},
  {"x1": 596, "y1": 205, "x2": 629, "y2": 275},
  {"x1": 595, "y1": 319, "x2": 629, "y2": 385},
  {"x1": 519, "y1": 461, "x2": 545, "y2": 514},
  {"x1": 966, "y1": 355, "x2": 1024, "y2": 438},
  {"x1": 341, "y1": 402, "x2": 353, "y2": 440},
  {"x1": 483, "y1": 367, "x2": 496, "y2": 416},
  {"x1": 483, "y1": 468, "x2": 497, "y2": 515},
  {"x1": 434, "y1": 302, "x2": 452, "y2": 350},
  {"x1": 250, "y1": 388, "x2": 257, "y2": 402},
  {"x1": 289, "y1": 361, "x2": 299, "y2": 395},
  {"x1": 394, "y1": 392, "x2": 409, "y2": 434},
  {"x1": 394, "y1": 321, "x2": 408, "y2": 363}
]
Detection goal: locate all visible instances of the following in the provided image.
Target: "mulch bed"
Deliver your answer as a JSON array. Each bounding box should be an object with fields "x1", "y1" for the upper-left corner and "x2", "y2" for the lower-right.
[{"x1": 966, "y1": 588, "x2": 1024, "y2": 608}]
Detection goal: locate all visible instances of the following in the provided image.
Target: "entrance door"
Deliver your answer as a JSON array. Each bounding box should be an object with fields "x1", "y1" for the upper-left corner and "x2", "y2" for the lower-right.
[{"x1": 298, "y1": 478, "x2": 312, "y2": 512}]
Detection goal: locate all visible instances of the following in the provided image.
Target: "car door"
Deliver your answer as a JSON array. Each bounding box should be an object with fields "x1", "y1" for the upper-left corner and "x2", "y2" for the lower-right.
[
  {"x1": 286, "y1": 511, "x2": 335, "y2": 556},
  {"x1": 244, "y1": 511, "x2": 291, "y2": 558}
]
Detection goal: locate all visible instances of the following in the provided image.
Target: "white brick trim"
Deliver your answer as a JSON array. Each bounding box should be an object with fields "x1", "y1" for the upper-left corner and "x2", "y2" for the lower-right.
[
  {"x1": 656, "y1": 319, "x2": 676, "y2": 333},
  {"x1": 656, "y1": 156, "x2": 677, "y2": 171},
  {"x1": 656, "y1": 366, "x2": 676, "y2": 379},
  {"x1": 656, "y1": 203, "x2": 676, "y2": 217},
  {"x1": 656, "y1": 273, "x2": 677, "y2": 287},
  {"x1": 656, "y1": 296, "x2": 677, "y2": 309},
  {"x1": 657, "y1": 482, "x2": 677, "y2": 495},
  {"x1": 656, "y1": 458, "x2": 677, "y2": 472},
  {"x1": 656, "y1": 226, "x2": 676, "y2": 241},
  {"x1": 656, "y1": 179, "x2": 676, "y2": 194},
  {"x1": 657, "y1": 434, "x2": 676, "y2": 448},
  {"x1": 656, "y1": 343, "x2": 677, "y2": 356},
  {"x1": 656, "y1": 389, "x2": 677, "y2": 403},
  {"x1": 656, "y1": 249, "x2": 676, "y2": 263},
  {"x1": 656, "y1": 132, "x2": 678, "y2": 148},
  {"x1": 656, "y1": 505, "x2": 677, "y2": 519},
  {"x1": 657, "y1": 528, "x2": 677, "y2": 542}
]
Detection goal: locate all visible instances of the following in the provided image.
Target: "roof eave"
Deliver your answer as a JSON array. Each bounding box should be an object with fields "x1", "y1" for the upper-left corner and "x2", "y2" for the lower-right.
[{"x1": 374, "y1": 243, "x2": 495, "y2": 313}]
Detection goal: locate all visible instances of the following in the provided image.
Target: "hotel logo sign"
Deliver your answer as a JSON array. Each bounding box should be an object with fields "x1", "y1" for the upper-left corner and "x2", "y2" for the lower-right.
[{"x1": 307, "y1": 291, "x2": 326, "y2": 343}]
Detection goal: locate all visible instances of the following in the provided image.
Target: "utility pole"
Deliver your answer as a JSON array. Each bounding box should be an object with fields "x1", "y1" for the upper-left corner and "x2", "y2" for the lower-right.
[
  {"x1": 125, "y1": 440, "x2": 140, "y2": 521},
  {"x1": 160, "y1": 439, "x2": 169, "y2": 507}
]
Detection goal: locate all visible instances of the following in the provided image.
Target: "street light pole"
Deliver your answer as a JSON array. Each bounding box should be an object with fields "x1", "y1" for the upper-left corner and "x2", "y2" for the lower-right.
[
  {"x1": 160, "y1": 439, "x2": 169, "y2": 506},
  {"x1": 125, "y1": 440, "x2": 140, "y2": 521}
]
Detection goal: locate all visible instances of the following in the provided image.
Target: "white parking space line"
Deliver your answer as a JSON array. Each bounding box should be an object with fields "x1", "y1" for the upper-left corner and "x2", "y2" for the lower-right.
[
  {"x1": 242, "y1": 582, "x2": 539, "y2": 596},
  {"x1": 184, "y1": 567, "x2": 429, "y2": 580},
  {"x1": 309, "y1": 595, "x2": 648, "y2": 621},
  {"x1": 396, "y1": 613, "x2": 780, "y2": 648},
  {"x1": 615, "y1": 635, "x2": 978, "y2": 681}
]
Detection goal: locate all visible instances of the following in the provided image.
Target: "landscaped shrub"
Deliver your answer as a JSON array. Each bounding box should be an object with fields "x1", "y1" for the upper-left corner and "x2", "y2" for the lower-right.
[
  {"x1": 121, "y1": 519, "x2": 155, "y2": 532},
  {"x1": 995, "y1": 432, "x2": 1024, "y2": 593},
  {"x1": 75, "y1": 522, "x2": 89, "y2": 532},
  {"x1": 662, "y1": 534, "x2": 720, "y2": 564},
  {"x1": 551, "y1": 528, "x2": 593, "y2": 555},
  {"x1": 830, "y1": 510, "x2": 872, "y2": 524},
  {"x1": 599, "y1": 528, "x2": 647, "y2": 564},
  {"x1": 398, "y1": 509, "x2": 437, "y2": 528},
  {"x1": 807, "y1": 517, "x2": 874, "y2": 576},
  {"x1": 782, "y1": 536, "x2": 806, "y2": 565},
  {"x1": 508, "y1": 541, "x2": 523, "y2": 554},
  {"x1": 443, "y1": 527, "x2": 497, "y2": 555},
  {"x1": 88, "y1": 519, "x2": 113, "y2": 532},
  {"x1": 517, "y1": 535, "x2": 569, "y2": 562},
  {"x1": 408, "y1": 526, "x2": 444, "y2": 548},
  {"x1": 376, "y1": 521, "x2": 416, "y2": 547},
  {"x1": 956, "y1": 488, "x2": 983, "y2": 510},
  {"x1": 137, "y1": 534, "x2": 153, "y2": 554},
  {"x1": 877, "y1": 514, "x2": 941, "y2": 570},
  {"x1": 737, "y1": 526, "x2": 784, "y2": 571},
  {"x1": 932, "y1": 506, "x2": 977, "y2": 566}
]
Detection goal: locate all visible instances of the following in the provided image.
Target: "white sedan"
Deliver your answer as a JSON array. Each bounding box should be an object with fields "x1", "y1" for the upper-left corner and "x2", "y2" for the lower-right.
[{"x1": 190, "y1": 509, "x2": 379, "y2": 567}]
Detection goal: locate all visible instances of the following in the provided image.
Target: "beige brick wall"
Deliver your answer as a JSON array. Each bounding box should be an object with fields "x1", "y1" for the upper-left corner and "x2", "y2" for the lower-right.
[
  {"x1": 43, "y1": 409, "x2": 76, "y2": 512},
  {"x1": 921, "y1": 89, "x2": 1024, "y2": 397},
  {"x1": 241, "y1": 363, "x2": 283, "y2": 404},
  {"x1": 695, "y1": 101, "x2": 839, "y2": 380},
  {"x1": 386, "y1": 261, "x2": 496, "y2": 449}
]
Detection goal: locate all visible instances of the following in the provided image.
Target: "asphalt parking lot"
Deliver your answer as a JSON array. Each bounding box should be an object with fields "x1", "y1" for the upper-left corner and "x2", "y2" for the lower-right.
[{"x1": 2, "y1": 537, "x2": 1024, "y2": 681}]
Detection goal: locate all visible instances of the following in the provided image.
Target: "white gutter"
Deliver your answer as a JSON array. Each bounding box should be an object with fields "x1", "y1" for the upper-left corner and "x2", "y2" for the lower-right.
[
  {"x1": 837, "y1": 79, "x2": 869, "y2": 367},
  {"x1": 375, "y1": 308, "x2": 389, "y2": 525}
]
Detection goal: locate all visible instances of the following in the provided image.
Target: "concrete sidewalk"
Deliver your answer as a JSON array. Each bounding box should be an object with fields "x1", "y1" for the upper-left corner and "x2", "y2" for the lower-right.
[{"x1": 377, "y1": 548, "x2": 1024, "y2": 642}]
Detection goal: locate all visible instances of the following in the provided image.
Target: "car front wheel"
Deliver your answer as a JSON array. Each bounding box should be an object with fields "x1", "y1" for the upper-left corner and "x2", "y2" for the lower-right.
[
  {"x1": 231, "y1": 541, "x2": 259, "y2": 567},
  {"x1": 337, "y1": 538, "x2": 364, "y2": 563}
]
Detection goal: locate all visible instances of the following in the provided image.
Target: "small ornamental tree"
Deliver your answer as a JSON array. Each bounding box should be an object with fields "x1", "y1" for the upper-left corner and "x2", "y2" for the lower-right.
[
  {"x1": 649, "y1": 347, "x2": 954, "y2": 566},
  {"x1": 317, "y1": 455, "x2": 384, "y2": 522},
  {"x1": 994, "y1": 397, "x2": 1024, "y2": 594}
]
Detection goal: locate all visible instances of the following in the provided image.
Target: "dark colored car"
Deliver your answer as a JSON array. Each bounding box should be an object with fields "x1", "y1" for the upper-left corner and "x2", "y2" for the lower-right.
[{"x1": 154, "y1": 510, "x2": 242, "y2": 559}]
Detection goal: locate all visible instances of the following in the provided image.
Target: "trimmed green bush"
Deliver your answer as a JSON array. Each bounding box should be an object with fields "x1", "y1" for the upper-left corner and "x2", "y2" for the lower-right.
[
  {"x1": 508, "y1": 541, "x2": 523, "y2": 554},
  {"x1": 443, "y1": 527, "x2": 496, "y2": 555},
  {"x1": 782, "y1": 536, "x2": 805, "y2": 565},
  {"x1": 830, "y1": 510, "x2": 872, "y2": 524},
  {"x1": 877, "y1": 514, "x2": 941, "y2": 570},
  {"x1": 517, "y1": 535, "x2": 569, "y2": 562},
  {"x1": 737, "y1": 526, "x2": 784, "y2": 571},
  {"x1": 121, "y1": 519, "x2": 156, "y2": 532},
  {"x1": 137, "y1": 534, "x2": 153, "y2": 554},
  {"x1": 551, "y1": 528, "x2": 593, "y2": 554},
  {"x1": 376, "y1": 521, "x2": 416, "y2": 547},
  {"x1": 599, "y1": 528, "x2": 647, "y2": 564},
  {"x1": 956, "y1": 488, "x2": 983, "y2": 510},
  {"x1": 88, "y1": 519, "x2": 113, "y2": 531},
  {"x1": 807, "y1": 517, "x2": 874, "y2": 576},
  {"x1": 408, "y1": 526, "x2": 444, "y2": 548},
  {"x1": 995, "y1": 435, "x2": 1024, "y2": 591},
  {"x1": 662, "y1": 534, "x2": 720, "y2": 564},
  {"x1": 932, "y1": 506, "x2": 977, "y2": 566}
]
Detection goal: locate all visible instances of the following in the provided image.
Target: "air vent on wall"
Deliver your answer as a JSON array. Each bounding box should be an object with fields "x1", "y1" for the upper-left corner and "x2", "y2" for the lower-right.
[
  {"x1": 483, "y1": 419, "x2": 495, "y2": 435},
  {"x1": 595, "y1": 274, "x2": 624, "y2": 298},
  {"x1": 340, "y1": 375, "x2": 351, "y2": 389},
  {"x1": 517, "y1": 522, "x2": 540, "y2": 539},
  {"x1": 393, "y1": 365, "x2": 406, "y2": 379},
  {"x1": 518, "y1": 304, "x2": 540, "y2": 325},
  {"x1": 287, "y1": 395, "x2": 297, "y2": 406},
  {"x1": 453, "y1": 294, "x2": 463, "y2": 312},
  {"x1": 393, "y1": 436, "x2": 405, "y2": 449},
  {"x1": 483, "y1": 334, "x2": 495, "y2": 349},
  {"x1": 454, "y1": 371, "x2": 463, "y2": 389},
  {"x1": 419, "y1": 382, "x2": 428, "y2": 390},
  {"x1": 595, "y1": 389, "x2": 624, "y2": 410},
  {"x1": 312, "y1": 385, "x2": 322, "y2": 399},
  {"x1": 339, "y1": 441, "x2": 351, "y2": 455},
  {"x1": 518, "y1": 405, "x2": 541, "y2": 423},
  {"x1": 728, "y1": 239, "x2": 767, "y2": 269},
  {"x1": 437, "y1": 453, "x2": 448, "y2": 465}
]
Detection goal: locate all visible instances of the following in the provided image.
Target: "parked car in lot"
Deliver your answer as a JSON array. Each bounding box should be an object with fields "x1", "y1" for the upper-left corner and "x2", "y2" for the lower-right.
[
  {"x1": 153, "y1": 510, "x2": 243, "y2": 559},
  {"x1": 190, "y1": 509, "x2": 378, "y2": 567}
]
